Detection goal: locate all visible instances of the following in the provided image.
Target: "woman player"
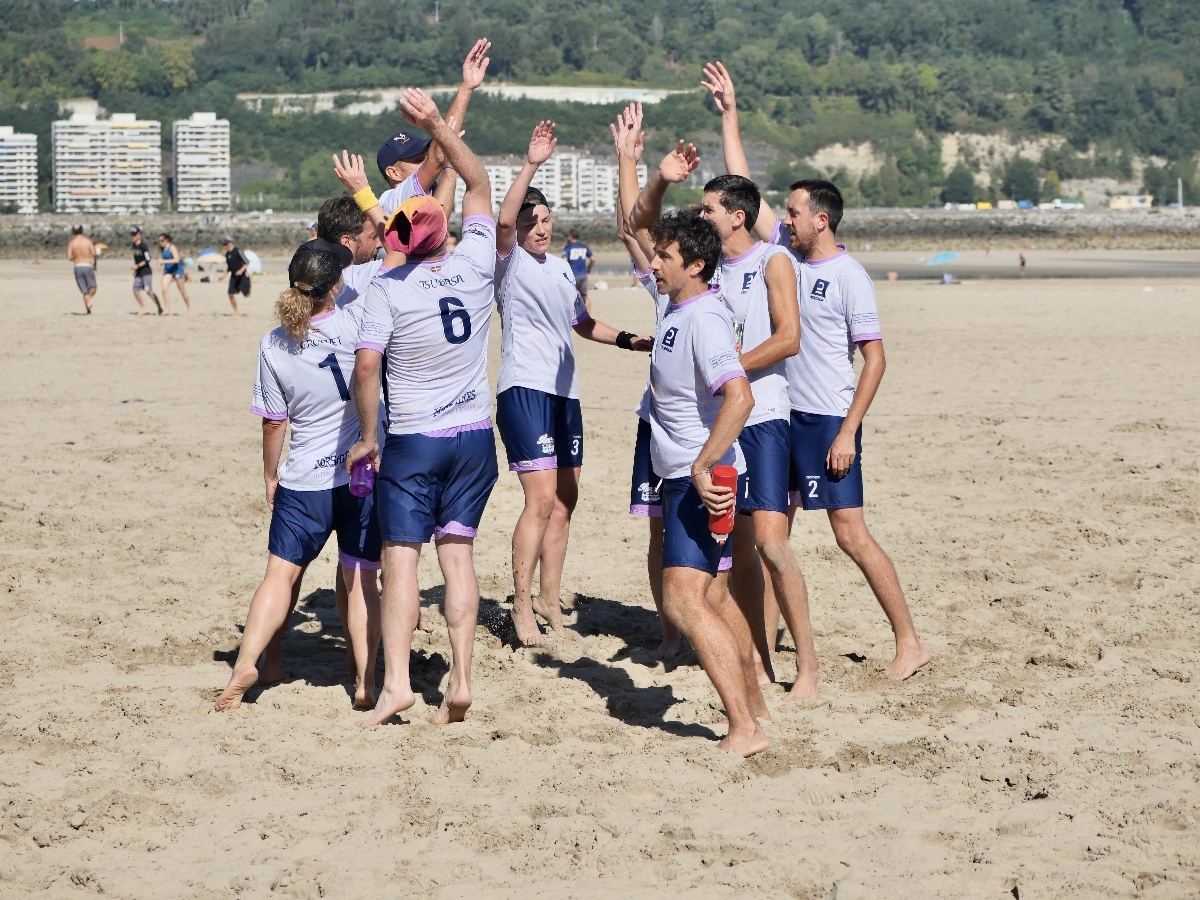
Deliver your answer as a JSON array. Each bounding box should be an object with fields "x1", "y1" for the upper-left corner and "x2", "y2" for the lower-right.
[
  {"x1": 157, "y1": 232, "x2": 191, "y2": 315},
  {"x1": 215, "y1": 238, "x2": 383, "y2": 712},
  {"x1": 494, "y1": 120, "x2": 651, "y2": 646}
]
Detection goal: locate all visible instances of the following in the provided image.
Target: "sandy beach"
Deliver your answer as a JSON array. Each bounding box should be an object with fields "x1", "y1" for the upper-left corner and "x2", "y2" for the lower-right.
[{"x1": 1, "y1": 260, "x2": 1197, "y2": 898}]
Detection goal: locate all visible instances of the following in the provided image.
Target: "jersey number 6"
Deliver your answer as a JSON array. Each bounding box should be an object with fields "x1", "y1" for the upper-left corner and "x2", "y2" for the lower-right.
[{"x1": 439, "y1": 296, "x2": 471, "y2": 345}]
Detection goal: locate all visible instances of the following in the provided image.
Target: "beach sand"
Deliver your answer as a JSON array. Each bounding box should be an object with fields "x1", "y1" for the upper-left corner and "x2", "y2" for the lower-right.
[{"x1": 1, "y1": 262, "x2": 1197, "y2": 898}]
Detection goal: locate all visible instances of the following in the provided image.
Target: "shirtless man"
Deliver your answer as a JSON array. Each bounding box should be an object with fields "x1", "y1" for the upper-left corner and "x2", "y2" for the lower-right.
[
  {"x1": 704, "y1": 61, "x2": 930, "y2": 680},
  {"x1": 617, "y1": 107, "x2": 768, "y2": 756},
  {"x1": 67, "y1": 224, "x2": 97, "y2": 314}
]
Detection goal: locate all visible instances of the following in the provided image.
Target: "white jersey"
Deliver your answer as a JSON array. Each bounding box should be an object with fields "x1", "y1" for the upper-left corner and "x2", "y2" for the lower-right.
[
  {"x1": 771, "y1": 225, "x2": 881, "y2": 416},
  {"x1": 357, "y1": 215, "x2": 497, "y2": 434},
  {"x1": 378, "y1": 172, "x2": 425, "y2": 218},
  {"x1": 634, "y1": 268, "x2": 670, "y2": 422},
  {"x1": 648, "y1": 287, "x2": 747, "y2": 481},
  {"x1": 336, "y1": 259, "x2": 384, "y2": 308},
  {"x1": 252, "y1": 304, "x2": 383, "y2": 491},
  {"x1": 496, "y1": 245, "x2": 590, "y2": 398},
  {"x1": 715, "y1": 241, "x2": 795, "y2": 426}
]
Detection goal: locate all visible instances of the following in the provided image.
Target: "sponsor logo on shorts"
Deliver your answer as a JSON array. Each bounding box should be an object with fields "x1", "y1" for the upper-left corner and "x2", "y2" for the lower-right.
[
  {"x1": 811, "y1": 278, "x2": 830, "y2": 301},
  {"x1": 638, "y1": 481, "x2": 660, "y2": 503},
  {"x1": 537, "y1": 433, "x2": 555, "y2": 455},
  {"x1": 660, "y1": 326, "x2": 678, "y2": 350},
  {"x1": 419, "y1": 273, "x2": 465, "y2": 290},
  {"x1": 315, "y1": 450, "x2": 349, "y2": 469}
]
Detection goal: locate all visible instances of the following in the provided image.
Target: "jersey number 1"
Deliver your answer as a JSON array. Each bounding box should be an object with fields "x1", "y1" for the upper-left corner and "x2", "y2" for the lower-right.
[
  {"x1": 439, "y1": 296, "x2": 471, "y2": 345},
  {"x1": 319, "y1": 353, "x2": 350, "y2": 401}
]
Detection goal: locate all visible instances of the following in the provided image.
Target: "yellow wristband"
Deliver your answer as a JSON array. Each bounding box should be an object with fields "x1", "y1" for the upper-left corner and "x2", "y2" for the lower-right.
[{"x1": 352, "y1": 186, "x2": 378, "y2": 212}]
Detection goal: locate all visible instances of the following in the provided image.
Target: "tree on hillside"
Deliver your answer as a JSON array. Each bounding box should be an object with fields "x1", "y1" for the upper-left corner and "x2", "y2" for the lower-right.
[
  {"x1": 941, "y1": 161, "x2": 976, "y2": 204},
  {"x1": 1001, "y1": 156, "x2": 1040, "y2": 203}
]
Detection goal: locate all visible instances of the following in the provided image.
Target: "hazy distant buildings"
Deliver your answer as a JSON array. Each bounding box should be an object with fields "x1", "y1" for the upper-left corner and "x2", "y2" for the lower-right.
[
  {"x1": 459, "y1": 151, "x2": 647, "y2": 214},
  {"x1": 52, "y1": 113, "x2": 161, "y2": 214},
  {"x1": 0, "y1": 126, "x2": 38, "y2": 213},
  {"x1": 172, "y1": 112, "x2": 231, "y2": 212}
]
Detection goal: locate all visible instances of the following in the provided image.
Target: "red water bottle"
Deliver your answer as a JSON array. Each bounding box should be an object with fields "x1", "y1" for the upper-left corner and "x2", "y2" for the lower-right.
[
  {"x1": 349, "y1": 456, "x2": 375, "y2": 497},
  {"x1": 708, "y1": 464, "x2": 738, "y2": 543}
]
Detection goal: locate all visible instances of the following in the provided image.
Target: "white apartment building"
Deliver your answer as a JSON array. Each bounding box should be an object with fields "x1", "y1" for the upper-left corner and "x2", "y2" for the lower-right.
[
  {"x1": 52, "y1": 113, "x2": 161, "y2": 214},
  {"x1": 0, "y1": 126, "x2": 38, "y2": 213},
  {"x1": 172, "y1": 112, "x2": 231, "y2": 212},
  {"x1": 454, "y1": 151, "x2": 646, "y2": 215}
]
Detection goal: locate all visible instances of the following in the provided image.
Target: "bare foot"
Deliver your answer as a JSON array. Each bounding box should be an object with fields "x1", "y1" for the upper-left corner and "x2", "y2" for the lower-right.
[
  {"x1": 416, "y1": 609, "x2": 434, "y2": 633},
  {"x1": 781, "y1": 667, "x2": 820, "y2": 702},
  {"x1": 887, "y1": 640, "x2": 931, "y2": 681},
  {"x1": 719, "y1": 723, "x2": 769, "y2": 757},
  {"x1": 511, "y1": 604, "x2": 544, "y2": 647},
  {"x1": 137, "y1": 310, "x2": 147, "y2": 317},
  {"x1": 531, "y1": 594, "x2": 564, "y2": 635},
  {"x1": 357, "y1": 685, "x2": 416, "y2": 726},
  {"x1": 429, "y1": 682, "x2": 471, "y2": 725},
  {"x1": 353, "y1": 680, "x2": 376, "y2": 710},
  {"x1": 215, "y1": 665, "x2": 258, "y2": 711},
  {"x1": 651, "y1": 634, "x2": 681, "y2": 661}
]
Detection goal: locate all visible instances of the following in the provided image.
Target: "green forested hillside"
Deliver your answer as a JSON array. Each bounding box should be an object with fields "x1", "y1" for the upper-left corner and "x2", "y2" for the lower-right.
[{"x1": 2, "y1": 0, "x2": 1199, "y2": 208}]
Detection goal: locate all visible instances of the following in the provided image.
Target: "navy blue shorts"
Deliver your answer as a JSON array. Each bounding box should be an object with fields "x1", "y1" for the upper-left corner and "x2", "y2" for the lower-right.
[
  {"x1": 661, "y1": 475, "x2": 745, "y2": 575},
  {"x1": 629, "y1": 417, "x2": 662, "y2": 517},
  {"x1": 268, "y1": 484, "x2": 382, "y2": 569},
  {"x1": 377, "y1": 424, "x2": 499, "y2": 543},
  {"x1": 496, "y1": 387, "x2": 583, "y2": 472},
  {"x1": 738, "y1": 418, "x2": 791, "y2": 514},
  {"x1": 788, "y1": 412, "x2": 864, "y2": 510}
]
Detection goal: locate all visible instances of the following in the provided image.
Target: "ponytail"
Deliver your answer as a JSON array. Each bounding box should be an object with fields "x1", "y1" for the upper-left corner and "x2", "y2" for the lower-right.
[{"x1": 275, "y1": 287, "x2": 318, "y2": 342}]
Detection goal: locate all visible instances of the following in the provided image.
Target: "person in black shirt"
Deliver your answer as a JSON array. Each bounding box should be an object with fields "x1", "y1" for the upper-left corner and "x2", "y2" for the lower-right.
[
  {"x1": 130, "y1": 227, "x2": 162, "y2": 316},
  {"x1": 216, "y1": 236, "x2": 251, "y2": 316}
]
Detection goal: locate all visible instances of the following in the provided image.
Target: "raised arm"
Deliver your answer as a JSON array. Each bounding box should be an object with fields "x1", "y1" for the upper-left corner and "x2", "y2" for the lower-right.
[
  {"x1": 399, "y1": 88, "x2": 491, "y2": 220},
  {"x1": 497, "y1": 120, "x2": 557, "y2": 255},
  {"x1": 415, "y1": 39, "x2": 490, "y2": 193},
  {"x1": 333, "y1": 150, "x2": 388, "y2": 243},
  {"x1": 630, "y1": 139, "x2": 700, "y2": 232},
  {"x1": 702, "y1": 60, "x2": 777, "y2": 241},
  {"x1": 613, "y1": 104, "x2": 655, "y2": 259}
]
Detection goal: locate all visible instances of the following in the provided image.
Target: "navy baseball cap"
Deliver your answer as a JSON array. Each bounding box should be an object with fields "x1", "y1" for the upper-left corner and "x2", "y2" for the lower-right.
[{"x1": 377, "y1": 131, "x2": 431, "y2": 176}]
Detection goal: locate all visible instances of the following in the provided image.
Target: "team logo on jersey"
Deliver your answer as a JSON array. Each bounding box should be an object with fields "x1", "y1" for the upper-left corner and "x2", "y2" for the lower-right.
[
  {"x1": 661, "y1": 326, "x2": 678, "y2": 350},
  {"x1": 811, "y1": 278, "x2": 830, "y2": 301},
  {"x1": 537, "y1": 434, "x2": 555, "y2": 455},
  {"x1": 741, "y1": 272, "x2": 756, "y2": 292}
]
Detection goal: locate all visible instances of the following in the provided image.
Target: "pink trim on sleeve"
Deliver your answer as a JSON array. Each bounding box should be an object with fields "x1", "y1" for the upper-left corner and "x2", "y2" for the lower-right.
[
  {"x1": 496, "y1": 238, "x2": 515, "y2": 261},
  {"x1": 462, "y1": 214, "x2": 496, "y2": 227},
  {"x1": 709, "y1": 371, "x2": 746, "y2": 396},
  {"x1": 852, "y1": 332, "x2": 882, "y2": 343},
  {"x1": 409, "y1": 172, "x2": 426, "y2": 197},
  {"x1": 252, "y1": 406, "x2": 288, "y2": 421},
  {"x1": 355, "y1": 341, "x2": 386, "y2": 353},
  {"x1": 571, "y1": 312, "x2": 591, "y2": 326}
]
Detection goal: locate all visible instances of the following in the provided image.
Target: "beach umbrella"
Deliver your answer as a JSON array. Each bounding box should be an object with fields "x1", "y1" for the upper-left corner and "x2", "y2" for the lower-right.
[
  {"x1": 928, "y1": 251, "x2": 961, "y2": 266},
  {"x1": 196, "y1": 250, "x2": 223, "y2": 269},
  {"x1": 244, "y1": 250, "x2": 263, "y2": 275}
]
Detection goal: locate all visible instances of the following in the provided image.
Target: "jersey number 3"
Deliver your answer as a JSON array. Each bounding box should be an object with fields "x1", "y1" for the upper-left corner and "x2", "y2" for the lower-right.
[
  {"x1": 319, "y1": 353, "x2": 351, "y2": 402},
  {"x1": 439, "y1": 296, "x2": 472, "y2": 345}
]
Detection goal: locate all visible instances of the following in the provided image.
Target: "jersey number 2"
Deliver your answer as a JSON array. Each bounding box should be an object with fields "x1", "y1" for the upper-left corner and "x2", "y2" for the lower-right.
[
  {"x1": 439, "y1": 297, "x2": 471, "y2": 345},
  {"x1": 319, "y1": 353, "x2": 350, "y2": 401}
]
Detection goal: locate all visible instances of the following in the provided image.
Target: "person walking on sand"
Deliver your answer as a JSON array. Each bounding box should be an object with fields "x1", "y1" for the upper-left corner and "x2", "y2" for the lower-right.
[
  {"x1": 1019, "y1": 253, "x2": 1026, "y2": 278},
  {"x1": 562, "y1": 228, "x2": 594, "y2": 312},
  {"x1": 617, "y1": 108, "x2": 768, "y2": 757},
  {"x1": 494, "y1": 120, "x2": 652, "y2": 647},
  {"x1": 67, "y1": 224, "x2": 97, "y2": 314},
  {"x1": 130, "y1": 227, "x2": 162, "y2": 315},
  {"x1": 215, "y1": 236, "x2": 251, "y2": 316},
  {"x1": 215, "y1": 238, "x2": 385, "y2": 713},
  {"x1": 346, "y1": 88, "x2": 498, "y2": 728},
  {"x1": 158, "y1": 233, "x2": 191, "y2": 315}
]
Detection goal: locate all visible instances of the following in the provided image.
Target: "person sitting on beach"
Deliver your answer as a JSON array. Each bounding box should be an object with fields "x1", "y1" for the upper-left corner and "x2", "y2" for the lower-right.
[{"x1": 215, "y1": 238, "x2": 385, "y2": 712}]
